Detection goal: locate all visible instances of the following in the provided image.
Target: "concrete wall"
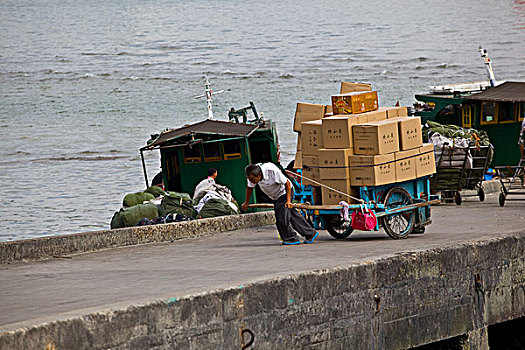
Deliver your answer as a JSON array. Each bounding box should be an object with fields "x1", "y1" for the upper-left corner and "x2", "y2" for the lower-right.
[
  {"x1": 1, "y1": 232, "x2": 523, "y2": 349},
  {"x1": 0, "y1": 212, "x2": 275, "y2": 264}
]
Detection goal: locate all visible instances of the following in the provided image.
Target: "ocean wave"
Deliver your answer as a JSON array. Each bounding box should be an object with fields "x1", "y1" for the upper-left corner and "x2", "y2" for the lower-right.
[
  {"x1": 279, "y1": 74, "x2": 294, "y2": 79},
  {"x1": 29, "y1": 155, "x2": 128, "y2": 163}
]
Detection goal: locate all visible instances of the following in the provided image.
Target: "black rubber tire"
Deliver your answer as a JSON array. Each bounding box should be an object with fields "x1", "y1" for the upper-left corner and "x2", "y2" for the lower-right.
[
  {"x1": 454, "y1": 192, "x2": 462, "y2": 206},
  {"x1": 499, "y1": 192, "x2": 506, "y2": 207},
  {"x1": 324, "y1": 214, "x2": 353, "y2": 239},
  {"x1": 379, "y1": 187, "x2": 415, "y2": 239},
  {"x1": 478, "y1": 188, "x2": 485, "y2": 202}
]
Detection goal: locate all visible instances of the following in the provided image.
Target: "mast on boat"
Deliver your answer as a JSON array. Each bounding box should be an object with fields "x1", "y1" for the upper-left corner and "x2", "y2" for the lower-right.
[{"x1": 194, "y1": 77, "x2": 224, "y2": 120}]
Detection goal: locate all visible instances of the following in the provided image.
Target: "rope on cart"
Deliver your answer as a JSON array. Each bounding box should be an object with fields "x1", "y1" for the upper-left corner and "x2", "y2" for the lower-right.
[{"x1": 285, "y1": 169, "x2": 366, "y2": 204}]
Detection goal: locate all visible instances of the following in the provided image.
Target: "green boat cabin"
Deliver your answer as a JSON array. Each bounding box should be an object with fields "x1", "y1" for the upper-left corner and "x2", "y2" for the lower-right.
[
  {"x1": 415, "y1": 81, "x2": 525, "y2": 166},
  {"x1": 140, "y1": 119, "x2": 280, "y2": 206}
]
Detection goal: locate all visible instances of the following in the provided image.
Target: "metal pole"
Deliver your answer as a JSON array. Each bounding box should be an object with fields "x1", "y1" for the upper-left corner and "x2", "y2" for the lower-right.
[{"x1": 140, "y1": 150, "x2": 149, "y2": 188}]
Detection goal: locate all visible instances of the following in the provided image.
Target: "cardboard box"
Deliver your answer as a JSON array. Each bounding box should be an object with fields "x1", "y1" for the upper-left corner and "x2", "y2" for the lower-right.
[
  {"x1": 395, "y1": 149, "x2": 419, "y2": 182},
  {"x1": 302, "y1": 165, "x2": 320, "y2": 186},
  {"x1": 353, "y1": 119, "x2": 399, "y2": 155},
  {"x1": 294, "y1": 151, "x2": 302, "y2": 169},
  {"x1": 293, "y1": 103, "x2": 325, "y2": 132},
  {"x1": 380, "y1": 106, "x2": 409, "y2": 119},
  {"x1": 340, "y1": 81, "x2": 372, "y2": 94},
  {"x1": 363, "y1": 91, "x2": 379, "y2": 111},
  {"x1": 349, "y1": 153, "x2": 396, "y2": 186},
  {"x1": 359, "y1": 108, "x2": 387, "y2": 122},
  {"x1": 392, "y1": 116, "x2": 423, "y2": 151},
  {"x1": 331, "y1": 92, "x2": 367, "y2": 115},
  {"x1": 296, "y1": 134, "x2": 302, "y2": 151},
  {"x1": 416, "y1": 143, "x2": 436, "y2": 177},
  {"x1": 321, "y1": 179, "x2": 361, "y2": 205},
  {"x1": 319, "y1": 148, "x2": 353, "y2": 179},
  {"x1": 322, "y1": 115, "x2": 366, "y2": 149},
  {"x1": 301, "y1": 120, "x2": 323, "y2": 155},
  {"x1": 325, "y1": 104, "x2": 333, "y2": 115},
  {"x1": 302, "y1": 154, "x2": 319, "y2": 167}
]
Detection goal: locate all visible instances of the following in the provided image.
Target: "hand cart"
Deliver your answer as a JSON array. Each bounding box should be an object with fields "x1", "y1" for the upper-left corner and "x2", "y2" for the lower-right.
[
  {"x1": 251, "y1": 173, "x2": 440, "y2": 240},
  {"x1": 496, "y1": 156, "x2": 525, "y2": 206},
  {"x1": 432, "y1": 142, "x2": 491, "y2": 205}
]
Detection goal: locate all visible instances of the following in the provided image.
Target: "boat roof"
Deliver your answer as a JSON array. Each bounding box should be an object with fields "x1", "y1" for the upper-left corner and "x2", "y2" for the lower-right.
[
  {"x1": 466, "y1": 81, "x2": 525, "y2": 102},
  {"x1": 142, "y1": 119, "x2": 259, "y2": 150}
]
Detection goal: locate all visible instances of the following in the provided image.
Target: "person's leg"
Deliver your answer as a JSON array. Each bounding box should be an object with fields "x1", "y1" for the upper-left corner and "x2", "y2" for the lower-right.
[
  {"x1": 289, "y1": 208, "x2": 316, "y2": 238},
  {"x1": 273, "y1": 195, "x2": 299, "y2": 243}
]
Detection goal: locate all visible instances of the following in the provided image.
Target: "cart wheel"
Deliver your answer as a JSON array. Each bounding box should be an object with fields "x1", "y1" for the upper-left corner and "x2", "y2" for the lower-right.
[
  {"x1": 454, "y1": 192, "x2": 462, "y2": 206},
  {"x1": 324, "y1": 214, "x2": 353, "y2": 239},
  {"x1": 380, "y1": 187, "x2": 415, "y2": 239},
  {"x1": 478, "y1": 188, "x2": 485, "y2": 202},
  {"x1": 499, "y1": 192, "x2": 506, "y2": 207},
  {"x1": 412, "y1": 226, "x2": 426, "y2": 234}
]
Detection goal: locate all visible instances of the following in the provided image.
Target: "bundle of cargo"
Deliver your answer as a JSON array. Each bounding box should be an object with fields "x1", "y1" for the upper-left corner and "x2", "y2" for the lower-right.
[{"x1": 292, "y1": 81, "x2": 436, "y2": 206}]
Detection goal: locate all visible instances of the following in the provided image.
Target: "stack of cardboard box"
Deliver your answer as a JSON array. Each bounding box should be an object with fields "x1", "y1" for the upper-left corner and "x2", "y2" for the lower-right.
[{"x1": 292, "y1": 82, "x2": 436, "y2": 205}]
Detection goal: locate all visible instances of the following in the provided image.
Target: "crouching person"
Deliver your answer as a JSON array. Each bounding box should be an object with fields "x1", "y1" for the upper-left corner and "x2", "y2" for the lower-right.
[{"x1": 241, "y1": 163, "x2": 319, "y2": 245}]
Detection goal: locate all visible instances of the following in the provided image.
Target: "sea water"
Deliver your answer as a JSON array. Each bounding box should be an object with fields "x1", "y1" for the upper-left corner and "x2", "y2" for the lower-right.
[{"x1": 1, "y1": 0, "x2": 525, "y2": 241}]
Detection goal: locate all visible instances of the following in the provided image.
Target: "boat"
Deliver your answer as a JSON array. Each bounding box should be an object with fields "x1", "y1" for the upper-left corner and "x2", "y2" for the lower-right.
[
  {"x1": 139, "y1": 78, "x2": 280, "y2": 206},
  {"x1": 413, "y1": 47, "x2": 525, "y2": 166}
]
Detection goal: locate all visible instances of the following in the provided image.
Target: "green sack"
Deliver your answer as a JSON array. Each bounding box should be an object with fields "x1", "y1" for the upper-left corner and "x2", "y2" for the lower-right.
[
  {"x1": 199, "y1": 198, "x2": 238, "y2": 219},
  {"x1": 122, "y1": 192, "x2": 155, "y2": 208},
  {"x1": 144, "y1": 185, "x2": 166, "y2": 198},
  {"x1": 111, "y1": 203, "x2": 159, "y2": 229},
  {"x1": 158, "y1": 193, "x2": 197, "y2": 218}
]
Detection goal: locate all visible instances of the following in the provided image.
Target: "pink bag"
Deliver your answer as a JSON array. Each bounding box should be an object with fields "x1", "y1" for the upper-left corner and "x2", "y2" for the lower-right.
[{"x1": 351, "y1": 205, "x2": 377, "y2": 231}]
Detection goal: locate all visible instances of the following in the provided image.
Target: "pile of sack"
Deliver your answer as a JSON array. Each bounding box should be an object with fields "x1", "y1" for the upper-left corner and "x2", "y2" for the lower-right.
[{"x1": 110, "y1": 183, "x2": 239, "y2": 229}]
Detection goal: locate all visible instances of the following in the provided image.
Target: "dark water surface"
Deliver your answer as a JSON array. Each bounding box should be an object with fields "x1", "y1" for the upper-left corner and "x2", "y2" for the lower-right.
[{"x1": 1, "y1": 0, "x2": 525, "y2": 241}]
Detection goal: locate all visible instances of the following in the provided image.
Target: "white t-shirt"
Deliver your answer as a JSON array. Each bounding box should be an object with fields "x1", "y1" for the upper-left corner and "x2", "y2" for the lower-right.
[{"x1": 247, "y1": 163, "x2": 289, "y2": 200}]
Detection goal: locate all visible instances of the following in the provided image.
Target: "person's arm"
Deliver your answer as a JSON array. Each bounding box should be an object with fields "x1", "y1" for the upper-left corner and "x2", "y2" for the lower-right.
[
  {"x1": 284, "y1": 180, "x2": 293, "y2": 208},
  {"x1": 241, "y1": 186, "x2": 254, "y2": 211}
]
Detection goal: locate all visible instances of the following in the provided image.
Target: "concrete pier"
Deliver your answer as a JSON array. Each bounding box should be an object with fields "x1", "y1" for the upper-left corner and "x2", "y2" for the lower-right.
[{"x1": 1, "y1": 192, "x2": 524, "y2": 349}]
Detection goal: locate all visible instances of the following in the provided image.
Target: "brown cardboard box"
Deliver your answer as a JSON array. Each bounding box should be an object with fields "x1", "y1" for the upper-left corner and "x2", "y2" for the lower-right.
[
  {"x1": 319, "y1": 148, "x2": 353, "y2": 179},
  {"x1": 381, "y1": 106, "x2": 408, "y2": 119},
  {"x1": 340, "y1": 81, "x2": 372, "y2": 94},
  {"x1": 416, "y1": 143, "x2": 436, "y2": 177},
  {"x1": 301, "y1": 120, "x2": 323, "y2": 155},
  {"x1": 360, "y1": 108, "x2": 387, "y2": 122},
  {"x1": 322, "y1": 115, "x2": 366, "y2": 149},
  {"x1": 296, "y1": 134, "x2": 302, "y2": 151},
  {"x1": 353, "y1": 119, "x2": 399, "y2": 155},
  {"x1": 363, "y1": 91, "x2": 379, "y2": 111},
  {"x1": 302, "y1": 165, "x2": 320, "y2": 186},
  {"x1": 392, "y1": 116, "x2": 423, "y2": 150},
  {"x1": 294, "y1": 151, "x2": 302, "y2": 169},
  {"x1": 302, "y1": 154, "x2": 319, "y2": 167},
  {"x1": 331, "y1": 92, "x2": 367, "y2": 115},
  {"x1": 293, "y1": 103, "x2": 325, "y2": 132},
  {"x1": 321, "y1": 179, "x2": 361, "y2": 205},
  {"x1": 325, "y1": 104, "x2": 333, "y2": 116},
  {"x1": 349, "y1": 153, "x2": 396, "y2": 186},
  {"x1": 395, "y1": 148, "x2": 419, "y2": 182}
]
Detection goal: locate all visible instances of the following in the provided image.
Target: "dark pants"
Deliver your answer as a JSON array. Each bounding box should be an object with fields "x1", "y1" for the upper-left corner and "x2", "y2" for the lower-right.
[{"x1": 273, "y1": 194, "x2": 316, "y2": 242}]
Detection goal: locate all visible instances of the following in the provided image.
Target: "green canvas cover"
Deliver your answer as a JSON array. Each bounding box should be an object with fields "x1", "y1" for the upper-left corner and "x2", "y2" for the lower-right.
[
  {"x1": 158, "y1": 192, "x2": 197, "y2": 218},
  {"x1": 198, "y1": 198, "x2": 238, "y2": 219},
  {"x1": 110, "y1": 202, "x2": 159, "y2": 229},
  {"x1": 144, "y1": 185, "x2": 165, "y2": 198},
  {"x1": 122, "y1": 192, "x2": 155, "y2": 207},
  {"x1": 423, "y1": 121, "x2": 492, "y2": 145}
]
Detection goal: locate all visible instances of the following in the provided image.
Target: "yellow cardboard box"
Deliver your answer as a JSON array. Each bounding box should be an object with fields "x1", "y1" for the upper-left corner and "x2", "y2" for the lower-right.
[
  {"x1": 331, "y1": 92, "x2": 367, "y2": 115},
  {"x1": 349, "y1": 153, "x2": 396, "y2": 186},
  {"x1": 293, "y1": 103, "x2": 325, "y2": 132},
  {"x1": 319, "y1": 148, "x2": 353, "y2": 179},
  {"x1": 395, "y1": 148, "x2": 419, "y2": 182},
  {"x1": 353, "y1": 119, "x2": 400, "y2": 155},
  {"x1": 301, "y1": 120, "x2": 323, "y2": 155}
]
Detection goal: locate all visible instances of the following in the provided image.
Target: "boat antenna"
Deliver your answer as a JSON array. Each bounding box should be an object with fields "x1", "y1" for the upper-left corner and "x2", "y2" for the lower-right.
[
  {"x1": 479, "y1": 46, "x2": 496, "y2": 87},
  {"x1": 194, "y1": 76, "x2": 224, "y2": 120}
]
